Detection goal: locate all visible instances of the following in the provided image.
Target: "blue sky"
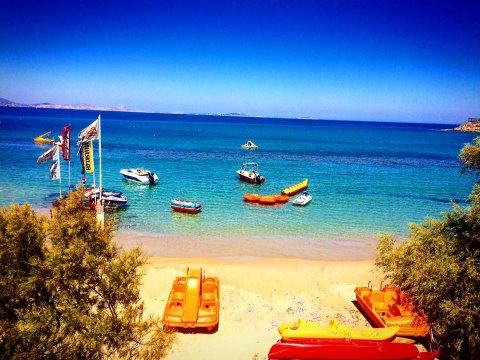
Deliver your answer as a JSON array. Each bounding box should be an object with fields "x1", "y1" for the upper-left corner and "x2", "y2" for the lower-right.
[{"x1": 1, "y1": 0, "x2": 479, "y2": 123}]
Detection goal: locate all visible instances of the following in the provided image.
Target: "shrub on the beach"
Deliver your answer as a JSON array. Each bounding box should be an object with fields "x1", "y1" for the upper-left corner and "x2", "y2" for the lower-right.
[
  {"x1": 0, "y1": 189, "x2": 175, "y2": 359},
  {"x1": 376, "y1": 138, "x2": 480, "y2": 359}
]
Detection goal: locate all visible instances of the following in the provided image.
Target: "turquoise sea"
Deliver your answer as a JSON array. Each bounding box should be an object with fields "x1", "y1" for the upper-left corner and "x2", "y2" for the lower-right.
[{"x1": 0, "y1": 108, "x2": 476, "y2": 258}]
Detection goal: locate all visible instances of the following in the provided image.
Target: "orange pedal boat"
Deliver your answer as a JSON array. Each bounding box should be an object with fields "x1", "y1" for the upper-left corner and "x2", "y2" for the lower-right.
[
  {"x1": 354, "y1": 284, "x2": 430, "y2": 337},
  {"x1": 163, "y1": 268, "x2": 220, "y2": 331}
]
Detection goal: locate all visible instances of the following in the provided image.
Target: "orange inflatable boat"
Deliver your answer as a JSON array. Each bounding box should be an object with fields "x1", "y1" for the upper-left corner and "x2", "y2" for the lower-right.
[
  {"x1": 274, "y1": 194, "x2": 289, "y2": 203},
  {"x1": 244, "y1": 193, "x2": 261, "y2": 202},
  {"x1": 354, "y1": 284, "x2": 430, "y2": 337},
  {"x1": 259, "y1": 195, "x2": 276, "y2": 205},
  {"x1": 163, "y1": 268, "x2": 220, "y2": 331}
]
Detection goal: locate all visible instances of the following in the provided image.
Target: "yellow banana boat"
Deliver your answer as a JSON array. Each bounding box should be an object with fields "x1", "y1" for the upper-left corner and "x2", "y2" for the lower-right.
[
  {"x1": 278, "y1": 318, "x2": 399, "y2": 341},
  {"x1": 281, "y1": 179, "x2": 308, "y2": 196}
]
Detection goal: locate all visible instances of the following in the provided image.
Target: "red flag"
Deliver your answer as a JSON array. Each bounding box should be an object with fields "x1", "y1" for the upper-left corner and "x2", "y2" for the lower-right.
[{"x1": 62, "y1": 124, "x2": 72, "y2": 161}]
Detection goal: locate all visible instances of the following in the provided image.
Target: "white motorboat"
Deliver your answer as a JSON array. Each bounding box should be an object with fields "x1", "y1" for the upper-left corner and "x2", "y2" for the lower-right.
[
  {"x1": 236, "y1": 162, "x2": 265, "y2": 184},
  {"x1": 120, "y1": 168, "x2": 159, "y2": 185},
  {"x1": 292, "y1": 191, "x2": 312, "y2": 206}
]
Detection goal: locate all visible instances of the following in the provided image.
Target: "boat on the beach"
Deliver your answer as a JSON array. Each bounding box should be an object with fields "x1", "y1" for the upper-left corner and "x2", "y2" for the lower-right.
[
  {"x1": 278, "y1": 319, "x2": 399, "y2": 341},
  {"x1": 171, "y1": 198, "x2": 202, "y2": 213},
  {"x1": 120, "y1": 168, "x2": 159, "y2": 185},
  {"x1": 292, "y1": 191, "x2": 312, "y2": 206},
  {"x1": 236, "y1": 162, "x2": 265, "y2": 184},
  {"x1": 244, "y1": 193, "x2": 261, "y2": 202},
  {"x1": 34, "y1": 131, "x2": 56, "y2": 144},
  {"x1": 268, "y1": 339, "x2": 439, "y2": 360},
  {"x1": 354, "y1": 284, "x2": 430, "y2": 337},
  {"x1": 163, "y1": 268, "x2": 220, "y2": 331},
  {"x1": 282, "y1": 179, "x2": 308, "y2": 196},
  {"x1": 241, "y1": 140, "x2": 258, "y2": 150}
]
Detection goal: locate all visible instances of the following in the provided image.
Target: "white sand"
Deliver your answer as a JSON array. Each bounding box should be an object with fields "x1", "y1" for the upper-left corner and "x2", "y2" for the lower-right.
[{"x1": 140, "y1": 257, "x2": 383, "y2": 360}]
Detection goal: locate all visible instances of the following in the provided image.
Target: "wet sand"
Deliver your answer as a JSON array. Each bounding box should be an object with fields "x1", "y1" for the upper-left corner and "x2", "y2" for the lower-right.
[{"x1": 115, "y1": 229, "x2": 379, "y2": 261}]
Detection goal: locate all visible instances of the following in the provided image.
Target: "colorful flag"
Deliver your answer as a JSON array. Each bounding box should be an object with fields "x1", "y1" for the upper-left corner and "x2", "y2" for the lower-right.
[
  {"x1": 79, "y1": 142, "x2": 86, "y2": 175},
  {"x1": 83, "y1": 141, "x2": 94, "y2": 173},
  {"x1": 62, "y1": 125, "x2": 72, "y2": 161},
  {"x1": 37, "y1": 145, "x2": 56, "y2": 164},
  {"x1": 78, "y1": 117, "x2": 99, "y2": 143},
  {"x1": 50, "y1": 146, "x2": 60, "y2": 180}
]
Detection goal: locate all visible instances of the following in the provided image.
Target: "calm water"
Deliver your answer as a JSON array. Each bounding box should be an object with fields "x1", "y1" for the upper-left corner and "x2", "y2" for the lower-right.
[{"x1": 0, "y1": 108, "x2": 476, "y2": 247}]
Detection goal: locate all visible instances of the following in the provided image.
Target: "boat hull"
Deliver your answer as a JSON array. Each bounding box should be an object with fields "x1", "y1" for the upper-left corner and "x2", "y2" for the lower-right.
[
  {"x1": 354, "y1": 286, "x2": 430, "y2": 337},
  {"x1": 268, "y1": 339, "x2": 437, "y2": 360},
  {"x1": 293, "y1": 195, "x2": 312, "y2": 206},
  {"x1": 278, "y1": 319, "x2": 398, "y2": 342},
  {"x1": 238, "y1": 172, "x2": 265, "y2": 184},
  {"x1": 171, "y1": 205, "x2": 202, "y2": 213},
  {"x1": 244, "y1": 193, "x2": 261, "y2": 202},
  {"x1": 259, "y1": 195, "x2": 276, "y2": 205},
  {"x1": 163, "y1": 268, "x2": 220, "y2": 330},
  {"x1": 120, "y1": 169, "x2": 158, "y2": 185},
  {"x1": 171, "y1": 199, "x2": 202, "y2": 213}
]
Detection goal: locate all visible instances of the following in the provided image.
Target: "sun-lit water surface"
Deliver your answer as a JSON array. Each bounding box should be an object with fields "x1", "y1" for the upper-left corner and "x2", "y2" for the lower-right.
[{"x1": 0, "y1": 108, "x2": 476, "y2": 258}]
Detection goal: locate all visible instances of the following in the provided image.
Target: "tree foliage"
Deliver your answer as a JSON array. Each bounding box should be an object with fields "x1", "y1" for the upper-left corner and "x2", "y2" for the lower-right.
[
  {"x1": 460, "y1": 137, "x2": 480, "y2": 175},
  {"x1": 376, "y1": 137, "x2": 480, "y2": 359},
  {"x1": 0, "y1": 189, "x2": 175, "y2": 358}
]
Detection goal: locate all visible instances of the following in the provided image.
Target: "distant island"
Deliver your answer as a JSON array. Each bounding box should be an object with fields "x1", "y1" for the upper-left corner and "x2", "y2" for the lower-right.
[
  {"x1": 0, "y1": 97, "x2": 132, "y2": 112},
  {"x1": 0, "y1": 97, "x2": 261, "y2": 118},
  {"x1": 454, "y1": 118, "x2": 480, "y2": 133}
]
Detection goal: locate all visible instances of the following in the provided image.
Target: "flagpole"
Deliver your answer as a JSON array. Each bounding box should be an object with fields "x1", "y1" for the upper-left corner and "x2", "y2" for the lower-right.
[
  {"x1": 96, "y1": 115, "x2": 104, "y2": 227},
  {"x1": 58, "y1": 143, "x2": 62, "y2": 197},
  {"x1": 98, "y1": 115, "x2": 102, "y2": 202}
]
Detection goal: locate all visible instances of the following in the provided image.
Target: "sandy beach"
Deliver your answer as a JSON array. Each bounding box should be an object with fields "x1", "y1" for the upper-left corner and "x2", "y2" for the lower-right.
[{"x1": 140, "y1": 256, "x2": 383, "y2": 360}]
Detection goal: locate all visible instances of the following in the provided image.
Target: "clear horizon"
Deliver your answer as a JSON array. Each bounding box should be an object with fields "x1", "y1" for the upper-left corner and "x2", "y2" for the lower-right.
[{"x1": 1, "y1": 1, "x2": 479, "y2": 124}]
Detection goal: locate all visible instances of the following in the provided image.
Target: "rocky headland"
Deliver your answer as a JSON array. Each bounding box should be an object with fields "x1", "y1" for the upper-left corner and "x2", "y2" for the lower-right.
[{"x1": 454, "y1": 118, "x2": 480, "y2": 133}]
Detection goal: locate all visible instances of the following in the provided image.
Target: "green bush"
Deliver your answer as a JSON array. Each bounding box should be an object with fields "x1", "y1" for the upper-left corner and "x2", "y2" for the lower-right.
[
  {"x1": 0, "y1": 189, "x2": 175, "y2": 358},
  {"x1": 375, "y1": 138, "x2": 480, "y2": 359}
]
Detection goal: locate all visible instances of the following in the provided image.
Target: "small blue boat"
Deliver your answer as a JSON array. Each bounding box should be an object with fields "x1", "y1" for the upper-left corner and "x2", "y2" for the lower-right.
[{"x1": 171, "y1": 199, "x2": 202, "y2": 213}]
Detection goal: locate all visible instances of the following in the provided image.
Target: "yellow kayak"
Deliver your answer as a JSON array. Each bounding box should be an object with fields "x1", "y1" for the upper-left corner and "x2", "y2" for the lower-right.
[
  {"x1": 281, "y1": 179, "x2": 308, "y2": 196},
  {"x1": 278, "y1": 319, "x2": 399, "y2": 341}
]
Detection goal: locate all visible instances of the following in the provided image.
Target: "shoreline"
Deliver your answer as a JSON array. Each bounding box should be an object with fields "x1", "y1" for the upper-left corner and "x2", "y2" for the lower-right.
[
  {"x1": 141, "y1": 256, "x2": 383, "y2": 360},
  {"x1": 114, "y1": 229, "x2": 381, "y2": 261}
]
